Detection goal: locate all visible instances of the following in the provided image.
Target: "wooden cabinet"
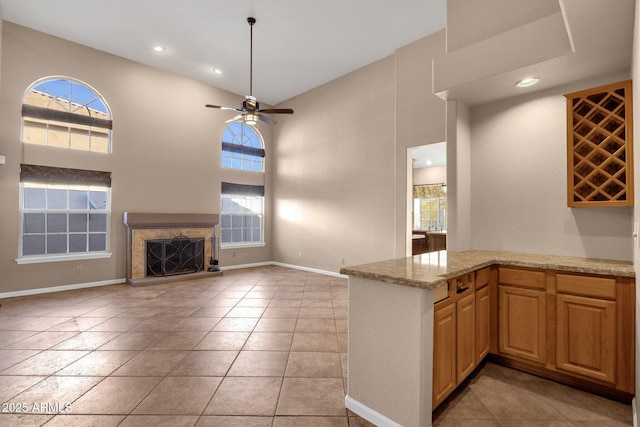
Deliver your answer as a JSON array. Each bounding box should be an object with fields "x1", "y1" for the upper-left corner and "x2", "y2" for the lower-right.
[
  {"x1": 564, "y1": 79, "x2": 634, "y2": 207},
  {"x1": 556, "y1": 293, "x2": 616, "y2": 383},
  {"x1": 499, "y1": 285, "x2": 547, "y2": 364},
  {"x1": 498, "y1": 267, "x2": 547, "y2": 364},
  {"x1": 433, "y1": 302, "x2": 456, "y2": 408},
  {"x1": 475, "y1": 285, "x2": 490, "y2": 362},
  {"x1": 456, "y1": 292, "x2": 476, "y2": 382}
]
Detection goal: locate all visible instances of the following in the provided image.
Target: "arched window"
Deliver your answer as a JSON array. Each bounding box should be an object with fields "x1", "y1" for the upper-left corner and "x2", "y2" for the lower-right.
[
  {"x1": 221, "y1": 123, "x2": 264, "y2": 172},
  {"x1": 22, "y1": 77, "x2": 112, "y2": 153},
  {"x1": 18, "y1": 77, "x2": 113, "y2": 262}
]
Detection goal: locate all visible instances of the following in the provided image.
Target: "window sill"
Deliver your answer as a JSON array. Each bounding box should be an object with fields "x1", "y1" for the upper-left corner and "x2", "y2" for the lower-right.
[
  {"x1": 221, "y1": 243, "x2": 266, "y2": 250},
  {"x1": 16, "y1": 252, "x2": 112, "y2": 265}
]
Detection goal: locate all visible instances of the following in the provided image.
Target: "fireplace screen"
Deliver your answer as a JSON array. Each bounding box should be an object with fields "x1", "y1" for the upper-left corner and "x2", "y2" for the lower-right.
[{"x1": 146, "y1": 237, "x2": 204, "y2": 277}]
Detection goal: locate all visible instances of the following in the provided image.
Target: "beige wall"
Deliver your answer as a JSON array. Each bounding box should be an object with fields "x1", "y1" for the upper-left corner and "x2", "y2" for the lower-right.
[
  {"x1": 0, "y1": 23, "x2": 273, "y2": 293},
  {"x1": 469, "y1": 71, "x2": 633, "y2": 260},
  {"x1": 413, "y1": 166, "x2": 446, "y2": 185},
  {"x1": 271, "y1": 56, "x2": 397, "y2": 272}
]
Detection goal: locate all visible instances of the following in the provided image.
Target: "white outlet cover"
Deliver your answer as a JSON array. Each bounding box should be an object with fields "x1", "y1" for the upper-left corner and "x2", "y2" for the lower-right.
[{"x1": 0, "y1": 155, "x2": 5, "y2": 164}]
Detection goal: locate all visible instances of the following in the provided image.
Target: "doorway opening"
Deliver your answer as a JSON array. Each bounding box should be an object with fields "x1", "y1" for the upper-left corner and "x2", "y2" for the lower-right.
[{"x1": 407, "y1": 142, "x2": 447, "y2": 256}]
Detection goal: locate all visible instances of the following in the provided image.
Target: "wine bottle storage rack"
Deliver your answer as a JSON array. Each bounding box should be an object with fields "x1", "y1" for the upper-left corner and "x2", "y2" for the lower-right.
[{"x1": 565, "y1": 80, "x2": 633, "y2": 207}]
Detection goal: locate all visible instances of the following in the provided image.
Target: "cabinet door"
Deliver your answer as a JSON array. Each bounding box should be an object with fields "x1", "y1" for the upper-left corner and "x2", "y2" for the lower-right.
[
  {"x1": 476, "y1": 285, "x2": 490, "y2": 362},
  {"x1": 499, "y1": 286, "x2": 546, "y2": 364},
  {"x1": 433, "y1": 303, "x2": 456, "y2": 408},
  {"x1": 556, "y1": 293, "x2": 616, "y2": 383},
  {"x1": 457, "y1": 292, "x2": 476, "y2": 383}
]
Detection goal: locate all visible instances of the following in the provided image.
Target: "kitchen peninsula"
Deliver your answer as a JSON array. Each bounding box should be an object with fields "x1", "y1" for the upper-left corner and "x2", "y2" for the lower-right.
[{"x1": 340, "y1": 250, "x2": 635, "y2": 427}]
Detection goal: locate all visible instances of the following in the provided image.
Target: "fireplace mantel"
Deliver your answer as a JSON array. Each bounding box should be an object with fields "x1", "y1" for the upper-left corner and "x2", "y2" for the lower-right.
[
  {"x1": 123, "y1": 212, "x2": 221, "y2": 286},
  {"x1": 123, "y1": 212, "x2": 219, "y2": 229}
]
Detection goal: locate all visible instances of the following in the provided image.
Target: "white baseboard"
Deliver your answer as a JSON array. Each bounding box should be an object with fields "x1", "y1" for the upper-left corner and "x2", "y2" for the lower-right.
[
  {"x1": 0, "y1": 278, "x2": 126, "y2": 300},
  {"x1": 345, "y1": 395, "x2": 403, "y2": 427},
  {"x1": 633, "y1": 396, "x2": 637, "y2": 427},
  {"x1": 220, "y1": 261, "x2": 274, "y2": 271},
  {"x1": 272, "y1": 261, "x2": 347, "y2": 278}
]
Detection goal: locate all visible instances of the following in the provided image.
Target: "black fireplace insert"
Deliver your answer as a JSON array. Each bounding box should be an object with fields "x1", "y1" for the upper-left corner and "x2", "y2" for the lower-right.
[{"x1": 146, "y1": 237, "x2": 205, "y2": 277}]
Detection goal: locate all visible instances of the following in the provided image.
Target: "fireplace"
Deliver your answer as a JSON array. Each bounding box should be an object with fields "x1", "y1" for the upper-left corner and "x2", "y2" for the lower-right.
[
  {"x1": 123, "y1": 212, "x2": 222, "y2": 286},
  {"x1": 146, "y1": 237, "x2": 205, "y2": 277}
]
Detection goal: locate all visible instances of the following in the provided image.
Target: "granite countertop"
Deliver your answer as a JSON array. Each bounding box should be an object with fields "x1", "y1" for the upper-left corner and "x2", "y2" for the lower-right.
[{"x1": 339, "y1": 249, "x2": 635, "y2": 290}]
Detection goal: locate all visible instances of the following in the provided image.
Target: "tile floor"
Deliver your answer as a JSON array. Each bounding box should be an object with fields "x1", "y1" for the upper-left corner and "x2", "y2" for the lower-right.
[{"x1": 0, "y1": 265, "x2": 633, "y2": 427}]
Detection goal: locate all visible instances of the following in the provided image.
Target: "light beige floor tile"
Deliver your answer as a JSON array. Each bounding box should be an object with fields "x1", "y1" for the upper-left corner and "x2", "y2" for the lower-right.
[
  {"x1": 44, "y1": 414, "x2": 126, "y2": 427},
  {"x1": 71, "y1": 376, "x2": 162, "y2": 414},
  {"x1": 88, "y1": 317, "x2": 143, "y2": 332},
  {"x1": 47, "y1": 317, "x2": 108, "y2": 331},
  {"x1": 0, "y1": 375, "x2": 47, "y2": 402},
  {"x1": 212, "y1": 318, "x2": 258, "y2": 332},
  {"x1": 262, "y1": 307, "x2": 301, "y2": 319},
  {"x1": 11, "y1": 376, "x2": 103, "y2": 413},
  {"x1": 276, "y1": 377, "x2": 346, "y2": 416},
  {"x1": 169, "y1": 350, "x2": 237, "y2": 376},
  {"x1": 119, "y1": 415, "x2": 199, "y2": 427},
  {"x1": 97, "y1": 331, "x2": 164, "y2": 350},
  {"x1": 133, "y1": 376, "x2": 222, "y2": 414},
  {"x1": 285, "y1": 352, "x2": 342, "y2": 378},
  {"x1": 145, "y1": 331, "x2": 207, "y2": 350},
  {"x1": 227, "y1": 350, "x2": 288, "y2": 376},
  {"x1": 0, "y1": 414, "x2": 54, "y2": 426},
  {"x1": 170, "y1": 317, "x2": 221, "y2": 331},
  {"x1": 225, "y1": 307, "x2": 266, "y2": 318},
  {"x1": 196, "y1": 415, "x2": 273, "y2": 426},
  {"x1": 52, "y1": 331, "x2": 122, "y2": 350},
  {"x1": 296, "y1": 318, "x2": 336, "y2": 333},
  {"x1": 243, "y1": 332, "x2": 293, "y2": 351},
  {"x1": 0, "y1": 349, "x2": 41, "y2": 371},
  {"x1": 204, "y1": 376, "x2": 282, "y2": 416},
  {"x1": 273, "y1": 416, "x2": 349, "y2": 426},
  {"x1": 1, "y1": 350, "x2": 88, "y2": 375},
  {"x1": 55, "y1": 350, "x2": 139, "y2": 376},
  {"x1": 5, "y1": 331, "x2": 80, "y2": 350},
  {"x1": 194, "y1": 331, "x2": 250, "y2": 350},
  {"x1": 253, "y1": 318, "x2": 297, "y2": 332},
  {"x1": 291, "y1": 333, "x2": 339, "y2": 352},
  {"x1": 111, "y1": 350, "x2": 188, "y2": 376}
]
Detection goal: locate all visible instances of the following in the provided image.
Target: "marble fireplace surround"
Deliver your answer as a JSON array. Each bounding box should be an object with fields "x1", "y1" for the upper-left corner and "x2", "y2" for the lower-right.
[{"x1": 123, "y1": 212, "x2": 222, "y2": 286}]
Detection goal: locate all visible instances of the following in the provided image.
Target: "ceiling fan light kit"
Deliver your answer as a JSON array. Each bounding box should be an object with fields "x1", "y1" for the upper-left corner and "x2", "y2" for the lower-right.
[{"x1": 205, "y1": 17, "x2": 294, "y2": 126}]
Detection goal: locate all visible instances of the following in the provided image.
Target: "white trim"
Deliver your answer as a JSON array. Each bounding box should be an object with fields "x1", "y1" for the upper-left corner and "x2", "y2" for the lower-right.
[
  {"x1": 0, "y1": 278, "x2": 125, "y2": 299},
  {"x1": 220, "y1": 261, "x2": 347, "y2": 278},
  {"x1": 16, "y1": 252, "x2": 112, "y2": 265},
  {"x1": 221, "y1": 261, "x2": 273, "y2": 271},
  {"x1": 221, "y1": 243, "x2": 266, "y2": 249},
  {"x1": 633, "y1": 397, "x2": 637, "y2": 427},
  {"x1": 345, "y1": 395, "x2": 403, "y2": 427},
  {"x1": 272, "y1": 261, "x2": 347, "y2": 278}
]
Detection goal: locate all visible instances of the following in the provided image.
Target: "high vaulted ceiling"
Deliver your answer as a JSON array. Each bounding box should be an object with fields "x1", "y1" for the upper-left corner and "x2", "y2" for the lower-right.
[{"x1": 0, "y1": 0, "x2": 446, "y2": 105}]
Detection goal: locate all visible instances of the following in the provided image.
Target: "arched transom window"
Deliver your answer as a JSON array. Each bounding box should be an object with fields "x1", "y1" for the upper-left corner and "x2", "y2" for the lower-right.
[
  {"x1": 22, "y1": 77, "x2": 112, "y2": 153},
  {"x1": 221, "y1": 123, "x2": 264, "y2": 172}
]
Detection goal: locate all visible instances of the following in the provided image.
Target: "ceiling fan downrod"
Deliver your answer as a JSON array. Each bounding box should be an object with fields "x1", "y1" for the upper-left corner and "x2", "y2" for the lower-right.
[{"x1": 248, "y1": 17, "x2": 255, "y2": 97}]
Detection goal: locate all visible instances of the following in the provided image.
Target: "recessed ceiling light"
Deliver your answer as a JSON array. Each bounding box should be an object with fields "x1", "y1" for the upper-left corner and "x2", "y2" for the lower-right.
[
  {"x1": 515, "y1": 77, "x2": 540, "y2": 88},
  {"x1": 153, "y1": 46, "x2": 165, "y2": 53},
  {"x1": 212, "y1": 67, "x2": 222, "y2": 75},
  {"x1": 426, "y1": 160, "x2": 433, "y2": 166}
]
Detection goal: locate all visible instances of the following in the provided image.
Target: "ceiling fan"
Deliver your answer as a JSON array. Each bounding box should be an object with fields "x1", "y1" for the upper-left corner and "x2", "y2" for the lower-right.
[{"x1": 206, "y1": 17, "x2": 294, "y2": 126}]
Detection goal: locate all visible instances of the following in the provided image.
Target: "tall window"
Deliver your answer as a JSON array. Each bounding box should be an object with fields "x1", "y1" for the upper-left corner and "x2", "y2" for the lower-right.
[
  {"x1": 19, "y1": 165, "x2": 111, "y2": 259},
  {"x1": 221, "y1": 123, "x2": 264, "y2": 172},
  {"x1": 220, "y1": 183, "x2": 264, "y2": 246},
  {"x1": 22, "y1": 77, "x2": 112, "y2": 153}
]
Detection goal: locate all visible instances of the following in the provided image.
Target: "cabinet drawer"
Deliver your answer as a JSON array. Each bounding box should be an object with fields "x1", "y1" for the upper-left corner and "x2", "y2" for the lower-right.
[
  {"x1": 556, "y1": 273, "x2": 616, "y2": 300},
  {"x1": 449, "y1": 273, "x2": 474, "y2": 294},
  {"x1": 498, "y1": 267, "x2": 546, "y2": 290}
]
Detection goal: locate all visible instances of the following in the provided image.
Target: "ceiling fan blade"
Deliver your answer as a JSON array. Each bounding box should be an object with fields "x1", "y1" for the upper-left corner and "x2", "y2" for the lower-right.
[
  {"x1": 206, "y1": 104, "x2": 241, "y2": 112},
  {"x1": 225, "y1": 115, "x2": 244, "y2": 123},
  {"x1": 257, "y1": 108, "x2": 294, "y2": 114},
  {"x1": 257, "y1": 114, "x2": 276, "y2": 126}
]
